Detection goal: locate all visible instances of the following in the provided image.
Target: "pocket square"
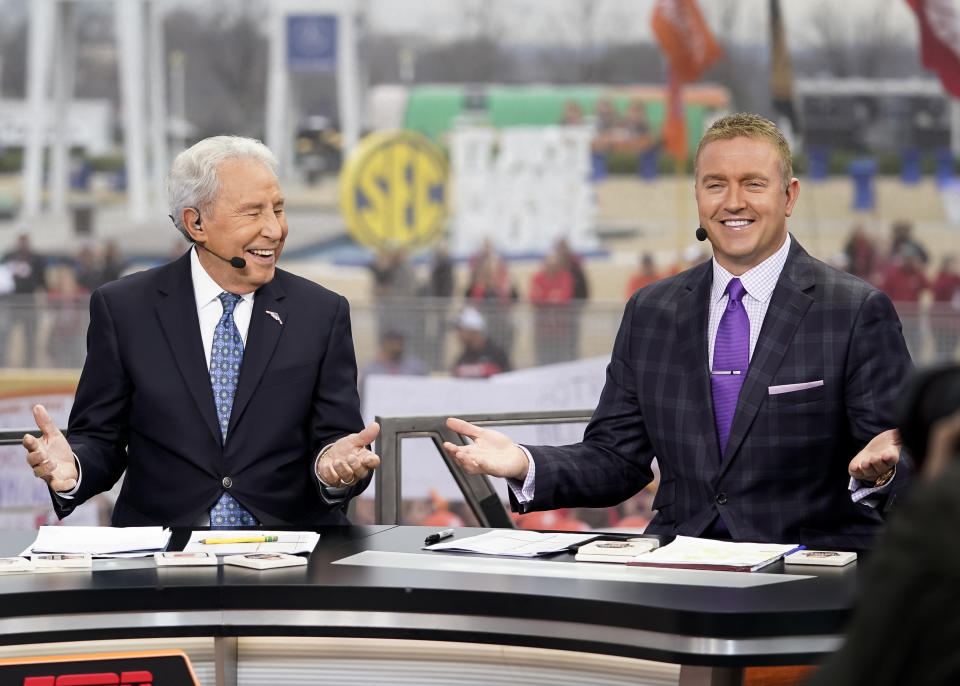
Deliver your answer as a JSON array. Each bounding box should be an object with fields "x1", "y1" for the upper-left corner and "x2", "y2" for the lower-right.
[{"x1": 768, "y1": 380, "x2": 824, "y2": 395}]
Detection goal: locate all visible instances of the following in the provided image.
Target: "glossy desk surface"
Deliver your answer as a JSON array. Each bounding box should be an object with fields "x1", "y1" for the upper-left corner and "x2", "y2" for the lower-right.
[{"x1": 0, "y1": 526, "x2": 858, "y2": 668}]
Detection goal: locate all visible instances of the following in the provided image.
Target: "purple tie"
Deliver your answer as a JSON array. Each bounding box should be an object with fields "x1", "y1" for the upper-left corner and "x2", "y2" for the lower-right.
[{"x1": 712, "y1": 278, "x2": 749, "y2": 455}]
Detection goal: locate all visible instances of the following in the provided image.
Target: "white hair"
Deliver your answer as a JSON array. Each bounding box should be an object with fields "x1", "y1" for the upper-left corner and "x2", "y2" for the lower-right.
[{"x1": 166, "y1": 136, "x2": 279, "y2": 240}]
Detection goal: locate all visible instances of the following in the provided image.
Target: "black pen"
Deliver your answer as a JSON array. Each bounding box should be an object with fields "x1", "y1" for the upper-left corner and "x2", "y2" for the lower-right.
[{"x1": 424, "y1": 529, "x2": 455, "y2": 545}]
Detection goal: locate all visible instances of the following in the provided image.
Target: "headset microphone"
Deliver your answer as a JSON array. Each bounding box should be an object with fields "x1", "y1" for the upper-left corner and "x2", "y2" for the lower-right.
[
  {"x1": 695, "y1": 227, "x2": 708, "y2": 241},
  {"x1": 198, "y1": 242, "x2": 247, "y2": 269}
]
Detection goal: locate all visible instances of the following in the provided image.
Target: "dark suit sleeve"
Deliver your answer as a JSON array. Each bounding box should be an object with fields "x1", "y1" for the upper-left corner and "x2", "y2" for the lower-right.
[
  {"x1": 57, "y1": 288, "x2": 132, "y2": 516},
  {"x1": 519, "y1": 294, "x2": 656, "y2": 512},
  {"x1": 844, "y1": 288, "x2": 914, "y2": 503},
  {"x1": 844, "y1": 289, "x2": 912, "y2": 440},
  {"x1": 309, "y1": 294, "x2": 367, "y2": 498}
]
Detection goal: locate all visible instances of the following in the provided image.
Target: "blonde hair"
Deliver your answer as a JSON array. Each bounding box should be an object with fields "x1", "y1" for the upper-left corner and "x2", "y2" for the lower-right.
[{"x1": 695, "y1": 113, "x2": 793, "y2": 188}]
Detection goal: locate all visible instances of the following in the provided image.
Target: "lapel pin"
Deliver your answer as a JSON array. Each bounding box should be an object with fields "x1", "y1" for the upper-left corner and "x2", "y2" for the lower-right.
[{"x1": 266, "y1": 310, "x2": 283, "y2": 325}]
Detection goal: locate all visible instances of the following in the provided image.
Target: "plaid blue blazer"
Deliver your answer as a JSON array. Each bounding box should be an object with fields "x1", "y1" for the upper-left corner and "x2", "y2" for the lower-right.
[{"x1": 522, "y1": 237, "x2": 912, "y2": 548}]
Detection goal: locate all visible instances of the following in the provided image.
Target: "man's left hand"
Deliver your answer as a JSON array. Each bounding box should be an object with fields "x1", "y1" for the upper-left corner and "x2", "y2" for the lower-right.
[
  {"x1": 317, "y1": 422, "x2": 381, "y2": 488},
  {"x1": 848, "y1": 428, "x2": 900, "y2": 482}
]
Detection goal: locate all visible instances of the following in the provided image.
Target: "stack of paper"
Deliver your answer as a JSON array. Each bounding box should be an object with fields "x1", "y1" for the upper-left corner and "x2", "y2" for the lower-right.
[
  {"x1": 626, "y1": 536, "x2": 803, "y2": 572},
  {"x1": 574, "y1": 538, "x2": 659, "y2": 563},
  {"x1": 423, "y1": 530, "x2": 596, "y2": 557},
  {"x1": 23, "y1": 526, "x2": 172, "y2": 558},
  {"x1": 181, "y1": 531, "x2": 320, "y2": 555}
]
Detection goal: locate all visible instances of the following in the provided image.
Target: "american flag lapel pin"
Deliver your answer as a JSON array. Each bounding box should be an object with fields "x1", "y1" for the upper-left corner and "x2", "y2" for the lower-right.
[{"x1": 266, "y1": 310, "x2": 283, "y2": 325}]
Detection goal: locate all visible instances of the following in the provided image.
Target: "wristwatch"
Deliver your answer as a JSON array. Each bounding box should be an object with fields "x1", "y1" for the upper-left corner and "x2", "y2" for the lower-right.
[{"x1": 871, "y1": 468, "x2": 895, "y2": 488}]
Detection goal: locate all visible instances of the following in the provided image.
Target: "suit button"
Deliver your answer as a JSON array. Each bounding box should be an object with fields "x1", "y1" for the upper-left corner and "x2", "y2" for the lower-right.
[
  {"x1": 222, "y1": 477, "x2": 233, "y2": 489},
  {"x1": 715, "y1": 492, "x2": 728, "y2": 505}
]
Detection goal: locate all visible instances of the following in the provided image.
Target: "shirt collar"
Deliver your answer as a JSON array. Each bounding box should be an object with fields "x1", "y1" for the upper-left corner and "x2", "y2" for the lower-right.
[
  {"x1": 710, "y1": 233, "x2": 791, "y2": 304},
  {"x1": 190, "y1": 245, "x2": 254, "y2": 309}
]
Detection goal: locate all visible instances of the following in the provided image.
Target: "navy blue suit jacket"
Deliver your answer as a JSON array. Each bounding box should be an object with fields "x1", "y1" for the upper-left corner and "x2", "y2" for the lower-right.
[
  {"x1": 520, "y1": 237, "x2": 912, "y2": 548},
  {"x1": 54, "y1": 251, "x2": 366, "y2": 526}
]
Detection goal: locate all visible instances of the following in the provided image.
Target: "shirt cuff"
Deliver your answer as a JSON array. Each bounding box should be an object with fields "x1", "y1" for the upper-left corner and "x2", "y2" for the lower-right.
[
  {"x1": 507, "y1": 445, "x2": 536, "y2": 504},
  {"x1": 53, "y1": 454, "x2": 82, "y2": 500},
  {"x1": 848, "y1": 467, "x2": 896, "y2": 506}
]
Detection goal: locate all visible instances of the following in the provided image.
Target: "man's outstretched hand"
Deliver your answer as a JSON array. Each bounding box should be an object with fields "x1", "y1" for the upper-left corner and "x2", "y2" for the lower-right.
[
  {"x1": 442, "y1": 417, "x2": 529, "y2": 481},
  {"x1": 23, "y1": 404, "x2": 78, "y2": 493}
]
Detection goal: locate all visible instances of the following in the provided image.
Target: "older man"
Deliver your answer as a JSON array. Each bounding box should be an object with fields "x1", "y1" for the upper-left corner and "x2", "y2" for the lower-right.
[
  {"x1": 24, "y1": 136, "x2": 378, "y2": 527},
  {"x1": 445, "y1": 114, "x2": 911, "y2": 548}
]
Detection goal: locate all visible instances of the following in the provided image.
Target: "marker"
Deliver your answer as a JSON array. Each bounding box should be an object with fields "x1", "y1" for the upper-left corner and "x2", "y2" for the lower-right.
[
  {"x1": 199, "y1": 536, "x2": 279, "y2": 545},
  {"x1": 424, "y1": 529, "x2": 455, "y2": 545}
]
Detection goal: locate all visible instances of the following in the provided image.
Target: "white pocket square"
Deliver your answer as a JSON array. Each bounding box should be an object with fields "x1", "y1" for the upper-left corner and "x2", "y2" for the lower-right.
[{"x1": 768, "y1": 380, "x2": 824, "y2": 395}]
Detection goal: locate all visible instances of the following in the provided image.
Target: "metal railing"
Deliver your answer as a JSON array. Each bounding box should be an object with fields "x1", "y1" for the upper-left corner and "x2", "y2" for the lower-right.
[
  {"x1": 372, "y1": 409, "x2": 594, "y2": 527},
  {"x1": 2, "y1": 295, "x2": 958, "y2": 374}
]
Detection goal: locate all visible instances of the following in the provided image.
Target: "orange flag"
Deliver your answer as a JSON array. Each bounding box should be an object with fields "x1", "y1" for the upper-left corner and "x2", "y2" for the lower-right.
[
  {"x1": 651, "y1": 0, "x2": 723, "y2": 160},
  {"x1": 651, "y1": 0, "x2": 723, "y2": 82}
]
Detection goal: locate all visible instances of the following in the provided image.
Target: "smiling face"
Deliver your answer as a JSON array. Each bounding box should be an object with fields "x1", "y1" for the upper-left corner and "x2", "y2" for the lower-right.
[
  {"x1": 694, "y1": 136, "x2": 799, "y2": 275},
  {"x1": 185, "y1": 157, "x2": 287, "y2": 294}
]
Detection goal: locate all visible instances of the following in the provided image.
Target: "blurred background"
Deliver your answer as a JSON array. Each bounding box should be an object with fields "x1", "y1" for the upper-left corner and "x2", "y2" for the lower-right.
[{"x1": 0, "y1": 0, "x2": 958, "y2": 531}]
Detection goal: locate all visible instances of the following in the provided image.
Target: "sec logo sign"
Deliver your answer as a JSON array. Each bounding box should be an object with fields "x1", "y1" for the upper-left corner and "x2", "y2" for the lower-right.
[{"x1": 339, "y1": 131, "x2": 448, "y2": 251}]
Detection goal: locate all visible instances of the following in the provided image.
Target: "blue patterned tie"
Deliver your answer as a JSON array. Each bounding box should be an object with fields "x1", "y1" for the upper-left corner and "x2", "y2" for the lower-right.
[
  {"x1": 209, "y1": 292, "x2": 257, "y2": 528},
  {"x1": 711, "y1": 278, "x2": 749, "y2": 456}
]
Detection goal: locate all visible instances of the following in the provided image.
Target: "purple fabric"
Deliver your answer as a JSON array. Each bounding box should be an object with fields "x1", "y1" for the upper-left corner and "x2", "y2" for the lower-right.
[{"x1": 712, "y1": 278, "x2": 749, "y2": 456}]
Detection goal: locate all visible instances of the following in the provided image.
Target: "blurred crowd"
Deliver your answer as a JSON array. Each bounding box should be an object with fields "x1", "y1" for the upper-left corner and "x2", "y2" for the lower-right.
[
  {"x1": 839, "y1": 220, "x2": 960, "y2": 362},
  {"x1": 0, "y1": 234, "x2": 125, "y2": 369}
]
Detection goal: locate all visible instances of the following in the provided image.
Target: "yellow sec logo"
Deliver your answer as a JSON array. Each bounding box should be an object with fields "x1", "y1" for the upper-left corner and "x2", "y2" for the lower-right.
[{"x1": 339, "y1": 131, "x2": 448, "y2": 251}]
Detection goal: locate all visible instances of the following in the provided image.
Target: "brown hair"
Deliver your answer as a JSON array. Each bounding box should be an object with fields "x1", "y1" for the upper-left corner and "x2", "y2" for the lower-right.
[{"x1": 695, "y1": 113, "x2": 793, "y2": 188}]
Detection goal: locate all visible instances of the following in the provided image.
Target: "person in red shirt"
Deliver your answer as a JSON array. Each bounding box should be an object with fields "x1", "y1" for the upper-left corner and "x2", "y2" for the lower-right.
[
  {"x1": 529, "y1": 253, "x2": 575, "y2": 366},
  {"x1": 879, "y1": 245, "x2": 930, "y2": 359},
  {"x1": 625, "y1": 253, "x2": 661, "y2": 299},
  {"x1": 931, "y1": 255, "x2": 960, "y2": 361}
]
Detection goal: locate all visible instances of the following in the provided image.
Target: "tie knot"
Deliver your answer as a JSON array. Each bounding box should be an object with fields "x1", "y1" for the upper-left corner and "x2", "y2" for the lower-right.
[
  {"x1": 725, "y1": 278, "x2": 746, "y2": 304},
  {"x1": 218, "y1": 291, "x2": 241, "y2": 314}
]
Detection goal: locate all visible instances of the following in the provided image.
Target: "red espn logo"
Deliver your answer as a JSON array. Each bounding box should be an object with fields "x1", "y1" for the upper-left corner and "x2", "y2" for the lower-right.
[{"x1": 24, "y1": 672, "x2": 152, "y2": 686}]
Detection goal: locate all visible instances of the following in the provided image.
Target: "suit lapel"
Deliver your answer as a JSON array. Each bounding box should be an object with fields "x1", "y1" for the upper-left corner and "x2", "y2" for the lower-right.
[
  {"x1": 675, "y1": 263, "x2": 722, "y2": 460},
  {"x1": 229, "y1": 275, "x2": 287, "y2": 436},
  {"x1": 720, "y1": 238, "x2": 815, "y2": 472},
  {"x1": 154, "y1": 252, "x2": 222, "y2": 445}
]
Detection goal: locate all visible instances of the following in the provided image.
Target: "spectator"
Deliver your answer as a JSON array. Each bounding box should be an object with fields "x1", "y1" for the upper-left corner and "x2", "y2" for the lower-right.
[
  {"x1": 625, "y1": 253, "x2": 662, "y2": 299},
  {"x1": 465, "y1": 253, "x2": 517, "y2": 356},
  {"x1": 879, "y1": 244, "x2": 930, "y2": 359},
  {"x1": 559, "y1": 100, "x2": 585, "y2": 126},
  {"x1": 46, "y1": 264, "x2": 89, "y2": 368},
  {"x1": 529, "y1": 252, "x2": 576, "y2": 366},
  {"x1": 75, "y1": 244, "x2": 103, "y2": 293},
  {"x1": 369, "y1": 247, "x2": 417, "y2": 340},
  {"x1": 360, "y1": 329, "x2": 428, "y2": 395},
  {"x1": 613, "y1": 100, "x2": 656, "y2": 155},
  {"x1": 890, "y1": 220, "x2": 929, "y2": 266},
  {"x1": 2, "y1": 233, "x2": 48, "y2": 367},
  {"x1": 99, "y1": 240, "x2": 126, "y2": 285},
  {"x1": 452, "y1": 306, "x2": 511, "y2": 379},
  {"x1": 931, "y1": 255, "x2": 960, "y2": 361},
  {"x1": 555, "y1": 239, "x2": 589, "y2": 359},
  {"x1": 419, "y1": 242, "x2": 455, "y2": 371},
  {"x1": 591, "y1": 97, "x2": 623, "y2": 155},
  {"x1": 0, "y1": 262, "x2": 14, "y2": 365},
  {"x1": 842, "y1": 222, "x2": 877, "y2": 282}
]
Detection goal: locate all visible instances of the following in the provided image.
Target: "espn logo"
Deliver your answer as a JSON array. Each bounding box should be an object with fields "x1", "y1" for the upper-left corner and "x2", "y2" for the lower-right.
[{"x1": 24, "y1": 672, "x2": 152, "y2": 686}]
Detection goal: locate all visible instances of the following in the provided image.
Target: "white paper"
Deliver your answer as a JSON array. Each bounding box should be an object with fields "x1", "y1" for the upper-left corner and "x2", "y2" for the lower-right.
[
  {"x1": 23, "y1": 526, "x2": 171, "y2": 557},
  {"x1": 423, "y1": 530, "x2": 596, "y2": 557},
  {"x1": 181, "y1": 530, "x2": 320, "y2": 555},
  {"x1": 634, "y1": 536, "x2": 801, "y2": 570}
]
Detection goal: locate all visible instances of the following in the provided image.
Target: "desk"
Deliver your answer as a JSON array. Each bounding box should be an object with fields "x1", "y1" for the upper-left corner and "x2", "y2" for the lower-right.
[{"x1": 0, "y1": 527, "x2": 854, "y2": 686}]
